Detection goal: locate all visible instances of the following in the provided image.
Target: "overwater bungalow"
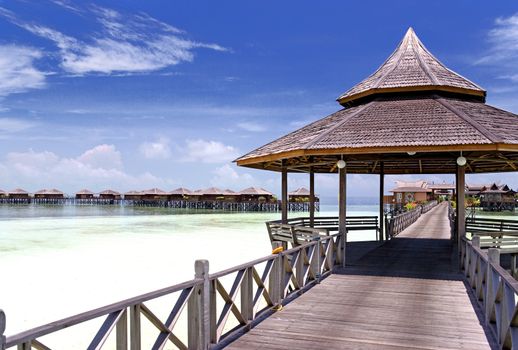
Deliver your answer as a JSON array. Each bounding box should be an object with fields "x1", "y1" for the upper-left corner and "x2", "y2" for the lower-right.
[
  {"x1": 141, "y1": 188, "x2": 168, "y2": 201},
  {"x1": 428, "y1": 182, "x2": 456, "y2": 200},
  {"x1": 34, "y1": 189, "x2": 64, "y2": 199},
  {"x1": 288, "y1": 187, "x2": 319, "y2": 202},
  {"x1": 223, "y1": 189, "x2": 239, "y2": 202},
  {"x1": 169, "y1": 187, "x2": 196, "y2": 201},
  {"x1": 389, "y1": 180, "x2": 432, "y2": 204},
  {"x1": 123, "y1": 190, "x2": 143, "y2": 201},
  {"x1": 75, "y1": 189, "x2": 95, "y2": 199},
  {"x1": 480, "y1": 183, "x2": 516, "y2": 211},
  {"x1": 8, "y1": 188, "x2": 30, "y2": 199},
  {"x1": 99, "y1": 189, "x2": 121, "y2": 200},
  {"x1": 0, "y1": 189, "x2": 7, "y2": 198},
  {"x1": 238, "y1": 187, "x2": 275, "y2": 202},
  {"x1": 197, "y1": 187, "x2": 226, "y2": 201}
]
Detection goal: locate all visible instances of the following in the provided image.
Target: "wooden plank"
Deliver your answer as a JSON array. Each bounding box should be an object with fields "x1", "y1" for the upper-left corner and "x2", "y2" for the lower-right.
[{"x1": 227, "y1": 203, "x2": 495, "y2": 349}]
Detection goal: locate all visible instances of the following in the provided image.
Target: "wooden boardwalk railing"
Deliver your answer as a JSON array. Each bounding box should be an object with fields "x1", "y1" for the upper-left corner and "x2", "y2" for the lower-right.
[
  {"x1": 461, "y1": 236, "x2": 518, "y2": 349},
  {"x1": 385, "y1": 200, "x2": 438, "y2": 238},
  {"x1": 0, "y1": 235, "x2": 341, "y2": 349}
]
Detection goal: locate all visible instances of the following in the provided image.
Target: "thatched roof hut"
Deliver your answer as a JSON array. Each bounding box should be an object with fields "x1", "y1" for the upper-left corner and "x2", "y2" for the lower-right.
[
  {"x1": 75, "y1": 189, "x2": 95, "y2": 199},
  {"x1": 288, "y1": 187, "x2": 319, "y2": 202},
  {"x1": 197, "y1": 187, "x2": 227, "y2": 201},
  {"x1": 169, "y1": 187, "x2": 198, "y2": 201},
  {"x1": 124, "y1": 190, "x2": 143, "y2": 201},
  {"x1": 8, "y1": 188, "x2": 30, "y2": 199},
  {"x1": 236, "y1": 28, "x2": 518, "y2": 175},
  {"x1": 235, "y1": 27, "x2": 518, "y2": 251},
  {"x1": 141, "y1": 188, "x2": 168, "y2": 201},
  {"x1": 99, "y1": 189, "x2": 121, "y2": 200},
  {"x1": 239, "y1": 187, "x2": 275, "y2": 202},
  {"x1": 34, "y1": 188, "x2": 64, "y2": 199},
  {"x1": 0, "y1": 189, "x2": 6, "y2": 198}
]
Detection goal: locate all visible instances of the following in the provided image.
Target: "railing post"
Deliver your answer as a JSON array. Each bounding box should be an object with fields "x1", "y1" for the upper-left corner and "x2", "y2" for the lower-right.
[
  {"x1": 472, "y1": 236, "x2": 480, "y2": 248},
  {"x1": 269, "y1": 242, "x2": 283, "y2": 308},
  {"x1": 240, "y1": 267, "x2": 253, "y2": 324},
  {"x1": 116, "y1": 309, "x2": 128, "y2": 350},
  {"x1": 129, "y1": 304, "x2": 141, "y2": 350},
  {"x1": 188, "y1": 260, "x2": 210, "y2": 350},
  {"x1": 486, "y1": 248, "x2": 500, "y2": 324},
  {"x1": 0, "y1": 309, "x2": 5, "y2": 350},
  {"x1": 311, "y1": 236, "x2": 321, "y2": 283}
]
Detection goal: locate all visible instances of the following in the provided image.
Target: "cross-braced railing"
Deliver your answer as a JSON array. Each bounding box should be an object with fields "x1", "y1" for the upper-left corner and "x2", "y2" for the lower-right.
[
  {"x1": 460, "y1": 236, "x2": 518, "y2": 349},
  {"x1": 0, "y1": 234, "x2": 341, "y2": 350}
]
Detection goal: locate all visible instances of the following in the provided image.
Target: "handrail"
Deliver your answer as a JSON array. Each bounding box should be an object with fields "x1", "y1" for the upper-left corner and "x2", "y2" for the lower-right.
[
  {"x1": 460, "y1": 236, "x2": 518, "y2": 348},
  {"x1": 1, "y1": 234, "x2": 341, "y2": 349},
  {"x1": 385, "y1": 201, "x2": 438, "y2": 238}
]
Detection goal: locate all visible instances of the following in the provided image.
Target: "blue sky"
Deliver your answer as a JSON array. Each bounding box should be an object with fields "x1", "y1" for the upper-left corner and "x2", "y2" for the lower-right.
[{"x1": 0, "y1": 0, "x2": 517, "y2": 201}]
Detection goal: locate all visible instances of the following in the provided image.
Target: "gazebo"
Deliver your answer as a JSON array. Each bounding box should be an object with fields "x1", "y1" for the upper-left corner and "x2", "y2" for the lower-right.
[{"x1": 235, "y1": 27, "x2": 518, "y2": 263}]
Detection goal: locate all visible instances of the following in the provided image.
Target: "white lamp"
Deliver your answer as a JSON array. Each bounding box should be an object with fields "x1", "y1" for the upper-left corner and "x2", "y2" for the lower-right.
[
  {"x1": 337, "y1": 159, "x2": 346, "y2": 169},
  {"x1": 407, "y1": 151, "x2": 416, "y2": 156},
  {"x1": 456, "y1": 152, "x2": 467, "y2": 167}
]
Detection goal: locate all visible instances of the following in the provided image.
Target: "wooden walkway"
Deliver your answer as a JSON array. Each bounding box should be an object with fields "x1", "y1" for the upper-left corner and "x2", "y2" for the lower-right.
[{"x1": 226, "y1": 203, "x2": 497, "y2": 349}]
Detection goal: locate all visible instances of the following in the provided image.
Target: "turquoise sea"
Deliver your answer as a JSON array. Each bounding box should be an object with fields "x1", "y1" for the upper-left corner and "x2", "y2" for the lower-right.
[
  {"x1": 0, "y1": 204, "x2": 377, "y2": 337},
  {"x1": 2, "y1": 203, "x2": 514, "y2": 347}
]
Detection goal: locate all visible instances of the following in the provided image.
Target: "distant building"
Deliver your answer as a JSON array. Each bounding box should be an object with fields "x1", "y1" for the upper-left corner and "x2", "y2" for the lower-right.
[
  {"x1": 389, "y1": 180, "x2": 432, "y2": 204},
  {"x1": 141, "y1": 188, "x2": 168, "y2": 201},
  {"x1": 76, "y1": 189, "x2": 95, "y2": 199},
  {"x1": 288, "y1": 188, "x2": 319, "y2": 202},
  {"x1": 239, "y1": 187, "x2": 275, "y2": 202},
  {"x1": 99, "y1": 189, "x2": 121, "y2": 200},
  {"x1": 197, "y1": 187, "x2": 226, "y2": 201},
  {"x1": 34, "y1": 189, "x2": 64, "y2": 199},
  {"x1": 124, "y1": 190, "x2": 143, "y2": 201},
  {"x1": 8, "y1": 188, "x2": 30, "y2": 199},
  {"x1": 466, "y1": 183, "x2": 516, "y2": 211},
  {"x1": 169, "y1": 188, "x2": 196, "y2": 201},
  {"x1": 0, "y1": 189, "x2": 7, "y2": 198}
]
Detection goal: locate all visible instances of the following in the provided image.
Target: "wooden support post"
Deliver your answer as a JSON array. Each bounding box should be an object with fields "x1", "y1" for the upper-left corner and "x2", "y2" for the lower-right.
[
  {"x1": 456, "y1": 165, "x2": 466, "y2": 248},
  {"x1": 379, "y1": 162, "x2": 384, "y2": 241},
  {"x1": 188, "y1": 260, "x2": 210, "y2": 350},
  {"x1": 309, "y1": 167, "x2": 315, "y2": 228},
  {"x1": 486, "y1": 248, "x2": 500, "y2": 323},
  {"x1": 339, "y1": 164, "x2": 347, "y2": 268},
  {"x1": 311, "y1": 236, "x2": 321, "y2": 283},
  {"x1": 129, "y1": 304, "x2": 141, "y2": 350},
  {"x1": 281, "y1": 161, "x2": 288, "y2": 224},
  {"x1": 241, "y1": 267, "x2": 253, "y2": 323},
  {"x1": 268, "y1": 242, "x2": 283, "y2": 307},
  {"x1": 209, "y1": 279, "x2": 217, "y2": 344},
  {"x1": 0, "y1": 310, "x2": 5, "y2": 350},
  {"x1": 116, "y1": 309, "x2": 128, "y2": 350},
  {"x1": 472, "y1": 235, "x2": 480, "y2": 248}
]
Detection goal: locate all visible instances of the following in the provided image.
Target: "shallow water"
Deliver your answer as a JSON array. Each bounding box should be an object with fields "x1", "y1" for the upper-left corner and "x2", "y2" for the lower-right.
[{"x1": 0, "y1": 204, "x2": 377, "y2": 338}]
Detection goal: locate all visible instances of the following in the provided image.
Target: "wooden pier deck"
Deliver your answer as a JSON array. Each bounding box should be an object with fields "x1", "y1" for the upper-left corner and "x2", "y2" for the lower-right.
[{"x1": 227, "y1": 203, "x2": 497, "y2": 349}]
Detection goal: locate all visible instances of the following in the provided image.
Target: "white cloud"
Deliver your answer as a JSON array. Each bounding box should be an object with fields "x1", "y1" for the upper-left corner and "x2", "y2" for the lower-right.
[
  {"x1": 0, "y1": 145, "x2": 176, "y2": 192},
  {"x1": 0, "y1": 118, "x2": 37, "y2": 133},
  {"x1": 180, "y1": 139, "x2": 239, "y2": 163},
  {"x1": 237, "y1": 121, "x2": 266, "y2": 132},
  {"x1": 0, "y1": 45, "x2": 46, "y2": 97},
  {"x1": 139, "y1": 137, "x2": 171, "y2": 159},
  {"x1": 210, "y1": 164, "x2": 255, "y2": 189},
  {"x1": 477, "y1": 13, "x2": 518, "y2": 83},
  {"x1": 0, "y1": 4, "x2": 227, "y2": 75}
]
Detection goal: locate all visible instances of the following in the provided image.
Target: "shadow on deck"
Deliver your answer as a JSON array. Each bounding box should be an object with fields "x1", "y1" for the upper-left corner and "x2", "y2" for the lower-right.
[{"x1": 226, "y1": 204, "x2": 498, "y2": 349}]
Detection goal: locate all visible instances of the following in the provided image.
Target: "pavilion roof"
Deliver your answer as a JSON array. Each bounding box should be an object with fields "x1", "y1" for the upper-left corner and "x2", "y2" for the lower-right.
[
  {"x1": 337, "y1": 28, "x2": 484, "y2": 106},
  {"x1": 236, "y1": 28, "x2": 518, "y2": 175},
  {"x1": 198, "y1": 187, "x2": 225, "y2": 195},
  {"x1": 76, "y1": 189, "x2": 94, "y2": 195},
  {"x1": 124, "y1": 190, "x2": 143, "y2": 195}
]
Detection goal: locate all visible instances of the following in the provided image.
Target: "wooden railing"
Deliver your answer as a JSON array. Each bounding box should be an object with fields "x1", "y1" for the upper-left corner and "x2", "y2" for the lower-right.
[
  {"x1": 268, "y1": 216, "x2": 379, "y2": 234},
  {"x1": 0, "y1": 234, "x2": 341, "y2": 350},
  {"x1": 385, "y1": 201, "x2": 438, "y2": 238},
  {"x1": 460, "y1": 236, "x2": 518, "y2": 349}
]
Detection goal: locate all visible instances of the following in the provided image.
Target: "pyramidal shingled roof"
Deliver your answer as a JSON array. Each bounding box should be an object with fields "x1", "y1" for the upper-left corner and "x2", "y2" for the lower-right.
[{"x1": 337, "y1": 28, "x2": 485, "y2": 105}]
